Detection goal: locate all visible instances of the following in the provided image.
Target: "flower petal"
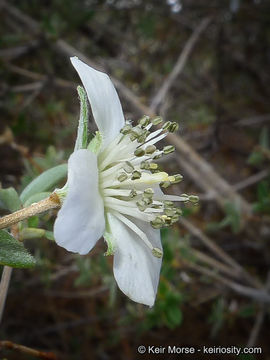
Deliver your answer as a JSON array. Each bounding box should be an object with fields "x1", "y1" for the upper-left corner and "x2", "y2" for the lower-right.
[
  {"x1": 54, "y1": 149, "x2": 105, "y2": 255},
  {"x1": 107, "y1": 212, "x2": 162, "y2": 306},
  {"x1": 70, "y1": 57, "x2": 125, "y2": 147}
]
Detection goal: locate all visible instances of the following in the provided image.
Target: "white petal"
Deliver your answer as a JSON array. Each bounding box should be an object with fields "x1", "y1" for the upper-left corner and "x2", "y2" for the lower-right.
[
  {"x1": 54, "y1": 149, "x2": 105, "y2": 255},
  {"x1": 107, "y1": 213, "x2": 162, "y2": 306},
  {"x1": 71, "y1": 57, "x2": 125, "y2": 147}
]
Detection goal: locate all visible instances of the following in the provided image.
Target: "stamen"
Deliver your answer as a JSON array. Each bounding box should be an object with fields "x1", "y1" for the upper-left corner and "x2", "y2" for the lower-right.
[
  {"x1": 118, "y1": 173, "x2": 128, "y2": 182},
  {"x1": 163, "y1": 145, "x2": 175, "y2": 155},
  {"x1": 151, "y1": 116, "x2": 163, "y2": 125},
  {"x1": 152, "y1": 247, "x2": 163, "y2": 258},
  {"x1": 111, "y1": 211, "x2": 154, "y2": 251}
]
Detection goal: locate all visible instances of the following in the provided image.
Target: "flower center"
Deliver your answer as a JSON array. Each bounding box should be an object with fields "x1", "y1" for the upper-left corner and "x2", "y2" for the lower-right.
[{"x1": 97, "y1": 116, "x2": 198, "y2": 257}]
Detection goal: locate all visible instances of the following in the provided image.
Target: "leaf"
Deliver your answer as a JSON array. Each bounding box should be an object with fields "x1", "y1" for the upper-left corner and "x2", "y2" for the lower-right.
[
  {"x1": 20, "y1": 164, "x2": 67, "y2": 203},
  {"x1": 88, "y1": 131, "x2": 102, "y2": 154},
  {"x1": 0, "y1": 187, "x2": 21, "y2": 212},
  {"x1": 0, "y1": 230, "x2": 36, "y2": 268},
  {"x1": 74, "y1": 86, "x2": 89, "y2": 150}
]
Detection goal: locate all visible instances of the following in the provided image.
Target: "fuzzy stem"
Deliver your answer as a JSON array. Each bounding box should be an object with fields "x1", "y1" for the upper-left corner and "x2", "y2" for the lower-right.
[
  {"x1": 0, "y1": 193, "x2": 61, "y2": 230},
  {"x1": 0, "y1": 266, "x2": 13, "y2": 323}
]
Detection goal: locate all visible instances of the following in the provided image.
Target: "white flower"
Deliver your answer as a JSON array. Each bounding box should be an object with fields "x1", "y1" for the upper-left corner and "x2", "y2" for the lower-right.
[{"x1": 54, "y1": 57, "x2": 192, "y2": 306}]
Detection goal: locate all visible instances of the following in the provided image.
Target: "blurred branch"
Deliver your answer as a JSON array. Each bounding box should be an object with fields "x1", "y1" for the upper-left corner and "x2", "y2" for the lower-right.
[
  {"x1": 0, "y1": 341, "x2": 58, "y2": 360},
  {"x1": 179, "y1": 217, "x2": 261, "y2": 288},
  {"x1": 235, "y1": 113, "x2": 270, "y2": 127},
  {"x1": 0, "y1": 266, "x2": 12, "y2": 323},
  {"x1": 184, "y1": 261, "x2": 270, "y2": 304},
  {"x1": 6, "y1": 63, "x2": 76, "y2": 89},
  {"x1": 150, "y1": 17, "x2": 211, "y2": 113},
  {"x1": 233, "y1": 169, "x2": 270, "y2": 192},
  {"x1": 247, "y1": 272, "x2": 270, "y2": 347}
]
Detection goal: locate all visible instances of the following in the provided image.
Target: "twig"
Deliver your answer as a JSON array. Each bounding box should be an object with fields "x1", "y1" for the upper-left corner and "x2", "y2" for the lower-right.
[
  {"x1": 179, "y1": 217, "x2": 261, "y2": 288},
  {"x1": 150, "y1": 17, "x2": 211, "y2": 112},
  {"x1": 235, "y1": 113, "x2": 270, "y2": 127},
  {"x1": 6, "y1": 63, "x2": 76, "y2": 89},
  {"x1": 233, "y1": 169, "x2": 270, "y2": 192},
  {"x1": 0, "y1": 193, "x2": 60, "y2": 230},
  {"x1": 0, "y1": 266, "x2": 13, "y2": 323},
  {"x1": 247, "y1": 272, "x2": 270, "y2": 347},
  {"x1": 184, "y1": 261, "x2": 270, "y2": 303},
  {"x1": 0, "y1": 341, "x2": 58, "y2": 360}
]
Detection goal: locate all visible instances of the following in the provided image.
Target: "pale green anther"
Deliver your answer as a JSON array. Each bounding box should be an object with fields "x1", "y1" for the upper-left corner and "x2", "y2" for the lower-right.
[
  {"x1": 118, "y1": 173, "x2": 128, "y2": 182},
  {"x1": 175, "y1": 208, "x2": 183, "y2": 216},
  {"x1": 164, "y1": 201, "x2": 174, "y2": 207},
  {"x1": 129, "y1": 189, "x2": 137, "y2": 198},
  {"x1": 168, "y1": 175, "x2": 176, "y2": 182},
  {"x1": 144, "y1": 188, "x2": 154, "y2": 198},
  {"x1": 189, "y1": 195, "x2": 199, "y2": 203},
  {"x1": 123, "y1": 161, "x2": 134, "y2": 173},
  {"x1": 120, "y1": 124, "x2": 132, "y2": 135},
  {"x1": 140, "y1": 161, "x2": 147, "y2": 170},
  {"x1": 145, "y1": 145, "x2": 156, "y2": 154},
  {"x1": 151, "y1": 116, "x2": 163, "y2": 125},
  {"x1": 139, "y1": 115, "x2": 151, "y2": 127},
  {"x1": 164, "y1": 208, "x2": 176, "y2": 217},
  {"x1": 131, "y1": 170, "x2": 141, "y2": 180},
  {"x1": 172, "y1": 174, "x2": 183, "y2": 183},
  {"x1": 162, "y1": 121, "x2": 172, "y2": 131},
  {"x1": 171, "y1": 214, "x2": 180, "y2": 223},
  {"x1": 163, "y1": 145, "x2": 175, "y2": 154},
  {"x1": 134, "y1": 148, "x2": 145, "y2": 157},
  {"x1": 142, "y1": 196, "x2": 153, "y2": 206},
  {"x1": 160, "y1": 181, "x2": 171, "y2": 188},
  {"x1": 181, "y1": 194, "x2": 190, "y2": 201},
  {"x1": 150, "y1": 216, "x2": 165, "y2": 229},
  {"x1": 136, "y1": 200, "x2": 147, "y2": 212},
  {"x1": 149, "y1": 163, "x2": 158, "y2": 170},
  {"x1": 152, "y1": 247, "x2": 163, "y2": 258},
  {"x1": 169, "y1": 122, "x2": 179, "y2": 133},
  {"x1": 137, "y1": 130, "x2": 150, "y2": 143}
]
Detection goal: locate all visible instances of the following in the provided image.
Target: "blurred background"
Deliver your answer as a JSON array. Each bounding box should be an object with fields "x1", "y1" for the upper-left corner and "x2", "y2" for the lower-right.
[{"x1": 0, "y1": 0, "x2": 270, "y2": 359}]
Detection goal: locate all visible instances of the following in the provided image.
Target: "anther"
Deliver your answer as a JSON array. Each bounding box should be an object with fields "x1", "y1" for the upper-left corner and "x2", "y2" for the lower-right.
[
  {"x1": 169, "y1": 122, "x2": 179, "y2": 132},
  {"x1": 152, "y1": 247, "x2": 163, "y2": 258},
  {"x1": 131, "y1": 170, "x2": 142, "y2": 180},
  {"x1": 163, "y1": 145, "x2": 175, "y2": 155},
  {"x1": 143, "y1": 188, "x2": 154, "y2": 198},
  {"x1": 134, "y1": 148, "x2": 145, "y2": 157},
  {"x1": 120, "y1": 124, "x2": 132, "y2": 135},
  {"x1": 162, "y1": 121, "x2": 172, "y2": 131},
  {"x1": 160, "y1": 181, "x2": 171, "y2": 188},
  {"x1": 151, "y1": 116, "x2": 163, "y2": 125},
  {"x1": 145, "y1": 145, "x2": 156, "y2": 154},
  {"x1": 172, "y1": 174, "x2": 183, "y2": 183},
  {"x1": 189, "y1": 195, "x2": 199, "y2": 203},
  {"x1": 118, "y1": 173, "x2": 128, "y2": 182},
  {"x1": 129, "y1": 189, "x2": 137, "y2": 198},
  {"x1": 139, "y1": 115, "x2": 151, "y2": 127}
]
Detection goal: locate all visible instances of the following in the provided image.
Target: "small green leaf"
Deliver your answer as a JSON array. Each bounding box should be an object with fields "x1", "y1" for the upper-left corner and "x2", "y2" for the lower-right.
[
  {"x1": 45, "y1": 231, "x2": 54, "y2": 241},
  {"x1": 88, "y1": 131, "x2": 102, "y2": 154},
  {"x1": 0, "y1": 230, "x2": 36, "y2": 268},
  {"x1": 24, "y1": 192, "x2": 51, "y2": 207},
  {"x1": 74, "y1": 86, "x2": 89, "y2": 150},
  {"x1": 19, "y1": 228, "x2": 45, "y2": 240},
  {"x1": 20, "y1": 164, "x2": 67, "y2": 203},
  {"x1": 0, "y1": 187, "x2": 21, "y2": 212}
]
